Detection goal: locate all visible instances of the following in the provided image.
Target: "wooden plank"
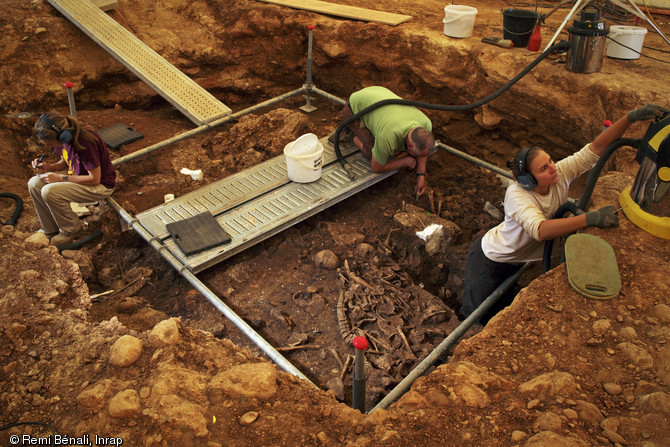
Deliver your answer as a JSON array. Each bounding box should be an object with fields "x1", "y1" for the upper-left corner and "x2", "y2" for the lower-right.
[
  {"x1": 91, "y1": 0, "x2": 118, "y2": 11},
  {"x1": 257, "y1": 0, "x2": 411, "y2": 26}
]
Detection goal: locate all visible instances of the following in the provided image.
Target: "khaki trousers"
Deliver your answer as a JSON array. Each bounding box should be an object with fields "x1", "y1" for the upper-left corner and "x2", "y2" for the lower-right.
[{"x1": 28, "y1": 175, "x2": 114, "y2": 234}]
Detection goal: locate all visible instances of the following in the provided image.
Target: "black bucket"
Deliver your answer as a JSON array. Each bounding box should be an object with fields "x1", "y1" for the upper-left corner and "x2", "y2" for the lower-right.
[{"x1": 502, "y1": 8, "x2": 539, "y2": 48}]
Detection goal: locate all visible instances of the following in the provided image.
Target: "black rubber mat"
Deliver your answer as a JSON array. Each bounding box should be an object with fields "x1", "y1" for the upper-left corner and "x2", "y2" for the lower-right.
[
  {"x1": 166, "y1": 211, "x2": 231, "y2": 256},
  {"x1": 98, "y1": 123, "x2": 144, "y2": 150}
]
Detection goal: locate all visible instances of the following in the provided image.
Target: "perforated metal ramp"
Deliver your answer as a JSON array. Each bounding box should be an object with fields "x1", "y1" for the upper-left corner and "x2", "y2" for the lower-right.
[
  {"x1": 136, "y1": 139, "x2": 394, "y2": 273},
  {"x1": 47, "y1": 0, "x2": 231, "y2": 125}
]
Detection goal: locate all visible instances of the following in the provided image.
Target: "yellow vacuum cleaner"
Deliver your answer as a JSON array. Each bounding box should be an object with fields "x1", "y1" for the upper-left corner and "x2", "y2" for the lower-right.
[{"x1": 619, "y1": 113, "x2": 670, "y2": 239}]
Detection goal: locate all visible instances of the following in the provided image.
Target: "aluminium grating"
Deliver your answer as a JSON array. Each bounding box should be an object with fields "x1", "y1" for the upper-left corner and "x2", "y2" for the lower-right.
[
  {"x1": 133, "y1": 137, "x2": 392, "y2": 273},
  {"x1": 47, "y1": 0, "x2": 231, "y2": 125},
  {"x1": 136, "y1": 138, "x2": 359, "y2": 240},
  {"x1": 162, "y1": 153, "x2": 393, "y2": 273}
]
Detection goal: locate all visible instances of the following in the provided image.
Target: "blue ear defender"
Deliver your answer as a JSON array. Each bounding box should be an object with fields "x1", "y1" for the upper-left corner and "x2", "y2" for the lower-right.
[
  {"x1": 40, "y1": 114, "x2": 73, "y2": 144},
  {"x1": 507, "y1": 146, "x2": 538, "y2": 191}
]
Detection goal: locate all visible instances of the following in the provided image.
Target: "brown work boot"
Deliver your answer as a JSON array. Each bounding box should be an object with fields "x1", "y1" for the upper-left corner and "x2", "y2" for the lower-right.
[{"x1": 50, "y1": 227, "x2": 83, "y2": 248}]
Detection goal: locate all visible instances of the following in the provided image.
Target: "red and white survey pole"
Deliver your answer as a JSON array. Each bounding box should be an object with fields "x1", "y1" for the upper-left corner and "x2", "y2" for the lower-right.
[
  {"x1": 64, "y1": 81, "x2": 77, "y2": 118},
  {"x1": 352, "y1": 336, "x2": 369, "y2": 412}
]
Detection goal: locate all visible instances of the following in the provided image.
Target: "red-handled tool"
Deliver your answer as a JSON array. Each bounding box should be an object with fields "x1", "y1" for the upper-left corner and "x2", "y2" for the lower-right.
[{"x1": 482, "y1": 37, "x2": 514, "y2": 48}]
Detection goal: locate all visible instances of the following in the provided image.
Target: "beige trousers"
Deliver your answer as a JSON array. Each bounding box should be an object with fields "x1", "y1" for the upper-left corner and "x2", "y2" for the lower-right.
[{"x1": 28, "y1": 174, "x2": 114, "y2": 234}]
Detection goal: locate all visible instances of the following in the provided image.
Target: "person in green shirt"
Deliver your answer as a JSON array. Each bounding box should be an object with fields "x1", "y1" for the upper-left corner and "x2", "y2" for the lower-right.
[{"x1": 343, "y1": 86, "x2": 435, "y2": 197}]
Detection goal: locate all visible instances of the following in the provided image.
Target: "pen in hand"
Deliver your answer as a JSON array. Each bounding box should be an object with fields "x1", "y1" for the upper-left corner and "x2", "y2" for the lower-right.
[{"x1": 34, "y1": 154, "x2": 45, "y2": 170}]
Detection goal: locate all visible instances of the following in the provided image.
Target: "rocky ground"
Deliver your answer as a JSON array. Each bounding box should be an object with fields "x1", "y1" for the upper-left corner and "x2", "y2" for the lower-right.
[{"x1": 1, "y1": 0, "x2": 669, "y2": 446}]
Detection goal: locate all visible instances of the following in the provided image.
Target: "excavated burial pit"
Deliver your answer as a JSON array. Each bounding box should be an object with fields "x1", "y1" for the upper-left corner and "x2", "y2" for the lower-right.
[
  {"x1": 81, "y1": 87, "x2": 515, "y2": 411},
  {"x1": 38, "y1": 3, "x2": 534, "y2": 409}
]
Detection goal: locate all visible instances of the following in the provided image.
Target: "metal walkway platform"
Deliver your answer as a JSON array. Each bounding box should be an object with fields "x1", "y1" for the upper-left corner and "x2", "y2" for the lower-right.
[
  {"x1": 47, "y1": 0, "x2": 232, "y2": 126},
  {"x1": 136, "y1": 138, "x2": 394, "y2": 273}
]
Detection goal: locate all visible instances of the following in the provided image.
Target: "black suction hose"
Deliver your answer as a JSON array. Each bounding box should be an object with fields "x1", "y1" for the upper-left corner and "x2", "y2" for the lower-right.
[
  {"x1": 542, "y1": 201, "x2": 584, "y2": 273},
  {"x1": 0, "y1": 190, "x2": 101, "y2": 251},
  {"x1": 333, "y1": 41, "x2": 572, "y2": 177},
  {"x1": 576, "y1": 138, "x2": 640, "y2": 210},
  {"x1": 541, "y1": 137, "x2": 641, "y2": 273},
  {"x1": 58, "y1": 229, "x2": 103, "y2": 252},
  {"x1": 0, "y1": 192, "x2": 23, "y2": 226}
]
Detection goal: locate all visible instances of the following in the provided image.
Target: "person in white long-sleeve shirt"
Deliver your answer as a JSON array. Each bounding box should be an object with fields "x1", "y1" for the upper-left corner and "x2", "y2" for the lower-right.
[{"x1": 459, "y1": 104, "x2": 669, "y2": 324}]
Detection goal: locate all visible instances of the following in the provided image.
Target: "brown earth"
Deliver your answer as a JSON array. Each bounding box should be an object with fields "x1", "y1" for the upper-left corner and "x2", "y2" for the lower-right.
[{"x1": 1, "y1": 0, "x2": 670, "y2": 446}]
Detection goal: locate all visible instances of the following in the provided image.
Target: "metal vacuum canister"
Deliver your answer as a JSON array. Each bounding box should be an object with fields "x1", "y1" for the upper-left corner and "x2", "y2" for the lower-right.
[{"x1": 566, "y1": 6, "x2": 608, "y2": 73}]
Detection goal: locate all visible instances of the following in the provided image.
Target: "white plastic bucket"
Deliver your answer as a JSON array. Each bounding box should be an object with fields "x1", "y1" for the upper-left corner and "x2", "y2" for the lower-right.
[
  {"x1": 443, "y1": 5, "x2": 478, "y2": 38},
  {"x1": 607, "y1": 26, "x2": 647, "y2": 60},
  {"x1": 284, "y1": 133, "x2": 323, "y2": 183}
]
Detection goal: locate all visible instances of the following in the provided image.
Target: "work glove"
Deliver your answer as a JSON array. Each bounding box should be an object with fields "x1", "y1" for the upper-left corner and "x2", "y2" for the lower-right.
[
  {"x1": 627, "y1": 104, "x2": 670, "y2": 122},
  {"x1": 585, "y1": 206, "x2": 619, "y2": 229}
]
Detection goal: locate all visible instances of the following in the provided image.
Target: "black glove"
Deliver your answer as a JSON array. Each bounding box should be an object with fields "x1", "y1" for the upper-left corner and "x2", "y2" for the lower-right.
[
  {"x1": 627, "y1": 104, "x2": 670, "y2": 122},
  {"x1": 585, "y1": 206, "x2": 619, "y2": 229}
]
